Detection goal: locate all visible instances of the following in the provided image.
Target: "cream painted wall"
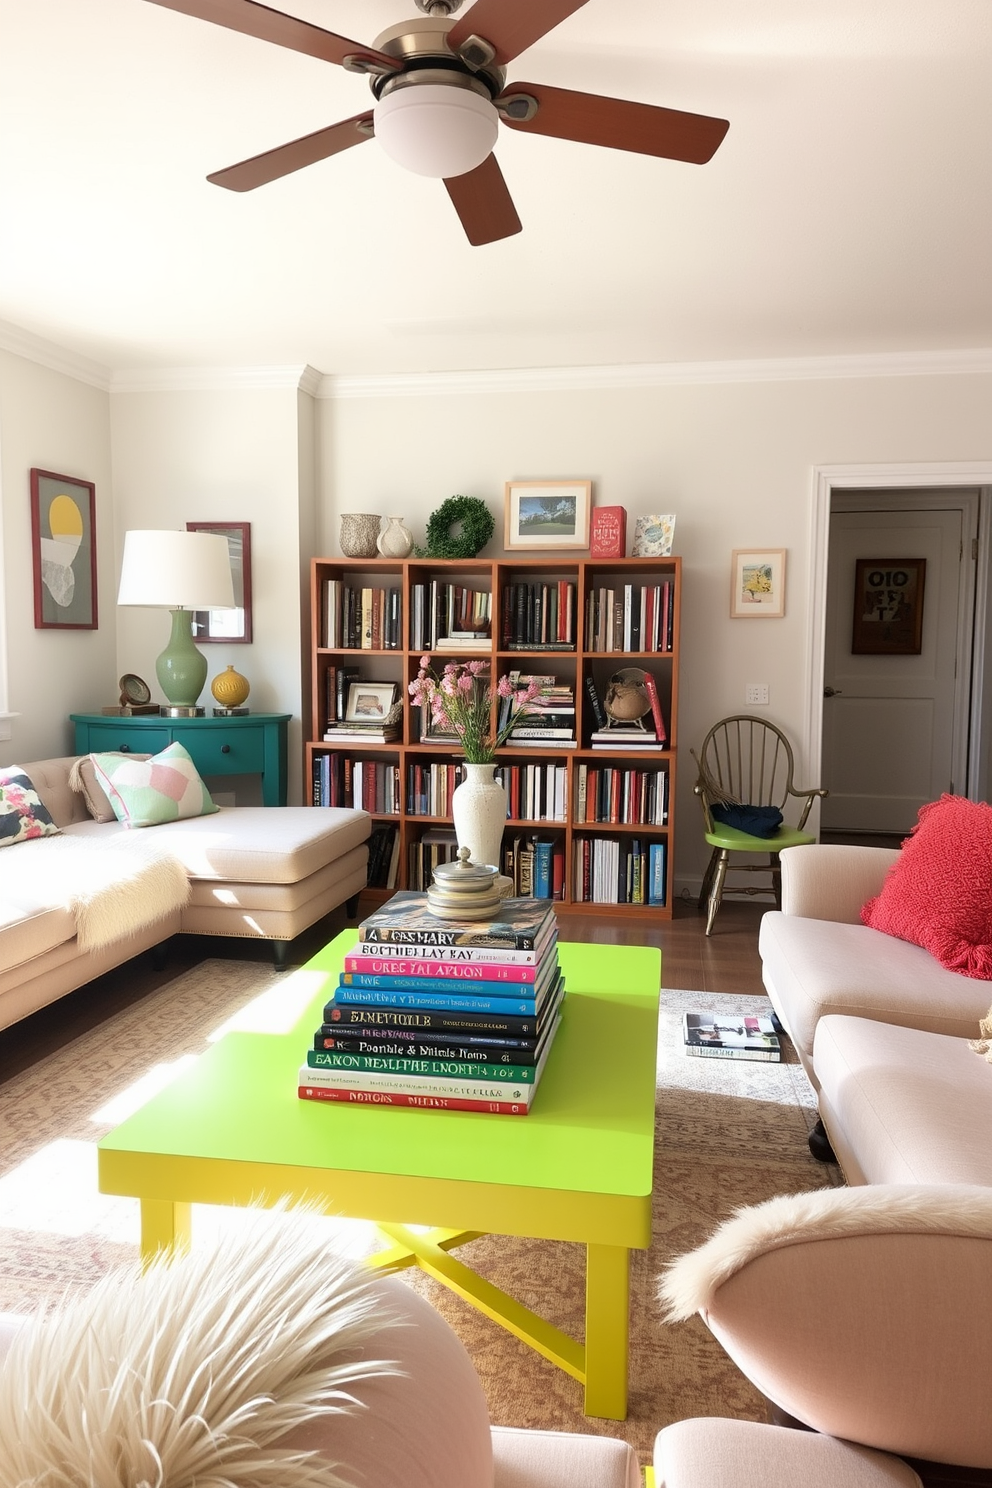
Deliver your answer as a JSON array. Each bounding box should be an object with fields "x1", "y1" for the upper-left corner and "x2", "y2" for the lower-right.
[
  {"x1": 0, "y1": 349, "x2": 114, "y2": 764},
  {"x1": 109, "y1": 383, "x2": 314, "y2": 804},
  {"x1": 318, "y1": 369, "x2": 992, "y2": 892}
]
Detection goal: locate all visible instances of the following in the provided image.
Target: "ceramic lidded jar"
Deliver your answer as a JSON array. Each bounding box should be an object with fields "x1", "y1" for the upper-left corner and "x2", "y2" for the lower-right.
[
  {"x1": 376, "y1": 516, "x2": 413, "y2": 558},
  {"x1": 339, "y1": 513, "x2": 382, "y2": 558}
]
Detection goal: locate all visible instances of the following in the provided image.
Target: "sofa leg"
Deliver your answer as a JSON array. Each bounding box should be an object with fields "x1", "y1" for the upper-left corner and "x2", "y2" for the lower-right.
[
  {"x1": 345, "y1": 894, "x2": 360, "y2": 918},
  {"x1": 808, "y1": 1118, "x2": 837, "y2": 1164},
  {"x1": 271, "y1": 940, "x2": 290, "y2": 971}
]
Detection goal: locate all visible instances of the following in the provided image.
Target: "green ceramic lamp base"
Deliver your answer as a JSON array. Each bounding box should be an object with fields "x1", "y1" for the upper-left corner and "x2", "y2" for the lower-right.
[{"x1": 156, "y1": 608, "x2": 208, "y2": 710}]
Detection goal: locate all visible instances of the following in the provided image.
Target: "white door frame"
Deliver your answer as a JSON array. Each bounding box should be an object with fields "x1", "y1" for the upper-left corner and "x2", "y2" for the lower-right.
[{"x1": 806, "y1": 462, "x2": 992, "y2": 816}]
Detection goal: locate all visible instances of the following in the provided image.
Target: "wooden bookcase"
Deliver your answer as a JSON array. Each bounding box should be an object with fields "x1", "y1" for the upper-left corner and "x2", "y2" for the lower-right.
[{"x1": 307, "y1": 555, "x2": 681, "y2": 919}]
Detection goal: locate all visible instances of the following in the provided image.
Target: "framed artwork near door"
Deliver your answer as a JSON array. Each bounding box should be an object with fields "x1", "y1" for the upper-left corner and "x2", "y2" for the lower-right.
[
  {"x1": 730, "y1": 548, "x2": 786, "y2": 618},
  {"x1": 851, "y1": 558, "x2": 926, "y2": 655},
  {"x1": 30, "y1": 469, "x2": 98, "y2": 629}
]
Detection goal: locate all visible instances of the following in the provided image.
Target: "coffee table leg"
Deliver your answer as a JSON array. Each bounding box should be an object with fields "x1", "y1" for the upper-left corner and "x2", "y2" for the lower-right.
[
  {"x1": 584, "y1": 1242, "x2": 629, "y2": 1420},
  {"x1": 140, "y1": 1199, "x2": 192, "y2": 1264}
]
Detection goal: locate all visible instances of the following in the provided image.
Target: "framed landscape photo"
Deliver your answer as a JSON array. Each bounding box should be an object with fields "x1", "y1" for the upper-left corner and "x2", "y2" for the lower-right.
[
  {"x1": 345, "y1": 681, "x2": 397, "y2": 722},
  {"x1": 730, "y1": 548, "x2": 787, "y2": 618},
  {"x1": 187, "y1": 521, "x2": 252, "y2": 642},
  {"x1": 851, "y1": 557, "x2": 926, "y2": 655},
  {"x1": 30, "y1": 469, "x2": 98, "y2": 629},
  {"x1": 504, "y1": 479, "x2": 592, "y2": 551}
]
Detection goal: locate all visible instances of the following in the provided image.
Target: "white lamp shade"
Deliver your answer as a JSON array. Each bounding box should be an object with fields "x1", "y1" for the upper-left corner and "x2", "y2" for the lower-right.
[
  {"x1": 373, "y1": 84, "x2": 499, "y2": 179},
  {"x1": 117, "y1": 530, "x2": 236, "y2": 609}
]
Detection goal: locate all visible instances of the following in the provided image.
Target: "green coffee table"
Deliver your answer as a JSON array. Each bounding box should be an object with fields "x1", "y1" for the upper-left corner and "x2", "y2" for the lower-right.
[{"x1": 98, "y1": 932, "x2": 661, "y2": 1419}]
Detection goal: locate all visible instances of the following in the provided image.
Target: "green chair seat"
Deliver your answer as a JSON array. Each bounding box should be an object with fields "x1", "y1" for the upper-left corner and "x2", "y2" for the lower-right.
[{"x1": 704, "y1": 825, "x2": 816, "y2": 853}]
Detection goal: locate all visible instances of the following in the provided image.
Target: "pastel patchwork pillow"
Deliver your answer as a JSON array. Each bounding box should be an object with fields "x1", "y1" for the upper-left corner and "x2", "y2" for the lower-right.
[
  {"x1": 861, "y1": 794, "x2": 992, "y2": 979},
  {"x1": 69, "y1": 753, "x2": 151, "y2": 822},
  {"x1": 90, "y1": 742, "x2": 219, "y2": 828},
  {"x1": 0, "y1": 766, "x2": 61, "y2": 846}
]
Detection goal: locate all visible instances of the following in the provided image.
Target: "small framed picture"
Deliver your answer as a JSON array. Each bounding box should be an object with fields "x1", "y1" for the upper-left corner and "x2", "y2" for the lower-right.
[
  {"x1": 851, "y1": 558, "x2": 926, "y2": 655},
  {"x1": 345, "y1": 681, "x2": 398, "y2": 722},
  {"x1": 187, "y1": 521, "x2": 252, "y2": 643},
  {"x1": 504, "y1": 480, "x2": 592, "y2": 550},
  {"x1": 30, "y1": 469, "x2": 98, "y2": 629},
  {"x1": 730, "y1": 549, "x2": 787, "y2": 618}
]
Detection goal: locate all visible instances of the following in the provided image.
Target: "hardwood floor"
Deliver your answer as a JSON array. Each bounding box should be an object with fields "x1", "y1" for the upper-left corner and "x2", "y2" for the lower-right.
[{"x1": 0, "y1": 894, "x2": 768, "y2": 1085}]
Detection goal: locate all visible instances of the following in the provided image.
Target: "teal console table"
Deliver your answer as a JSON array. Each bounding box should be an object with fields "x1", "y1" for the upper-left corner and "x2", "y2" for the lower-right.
[{"x1": 70, "y1": 712, "x2": 292, "y2": 807}]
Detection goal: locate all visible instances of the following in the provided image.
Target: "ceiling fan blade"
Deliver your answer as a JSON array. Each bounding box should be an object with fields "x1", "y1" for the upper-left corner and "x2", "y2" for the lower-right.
[
  {"x1": 444, "y1": 155, "x2": 522, "y2": 246},
  {"x1": 208, "y1": 113, "x2": 374, "y2": 191},
  {"x1": 447, "y1": 0, "x2": 588, "y2": 67},
  {"x1": 142, "y1": 0, "x2": 396, "y2": 72},
  {"x1": 499, "y1": 81, "x2": 729, "y2": 164}
]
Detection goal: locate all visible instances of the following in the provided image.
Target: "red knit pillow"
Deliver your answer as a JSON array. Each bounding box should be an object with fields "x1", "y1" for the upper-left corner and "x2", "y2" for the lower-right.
[{"x1": 861, "y1": 795, "x2": 992, "y2": 979}]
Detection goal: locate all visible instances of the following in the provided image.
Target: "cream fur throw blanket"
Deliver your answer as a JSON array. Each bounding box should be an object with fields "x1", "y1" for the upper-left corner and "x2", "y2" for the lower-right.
[
  {"x1": 0, "y1": 1212, "x2": 401, "y2": 1488},
  {"x1": 1, "y1": 834, "x2": 190, "y2": 951}
]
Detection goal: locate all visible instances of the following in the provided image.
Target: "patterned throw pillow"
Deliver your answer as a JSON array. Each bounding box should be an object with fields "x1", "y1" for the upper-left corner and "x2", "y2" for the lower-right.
[
  {"x1": 0, "y1": 765, "x2": 61, "y2": 847},
  {"x1": 89, "y1": 742, "x2": 219, "y2": 828}
]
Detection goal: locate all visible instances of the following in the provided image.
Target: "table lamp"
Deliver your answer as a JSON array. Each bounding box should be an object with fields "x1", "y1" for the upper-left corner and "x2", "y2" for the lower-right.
[{"x1": 117, "y1": 530, "x2": 236, "y2": 716}]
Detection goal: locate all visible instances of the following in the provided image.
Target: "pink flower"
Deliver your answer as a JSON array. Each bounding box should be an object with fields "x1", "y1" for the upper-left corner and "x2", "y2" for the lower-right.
[{"x1": 496, "y1": 675, "x2": 514, "y2": 698}]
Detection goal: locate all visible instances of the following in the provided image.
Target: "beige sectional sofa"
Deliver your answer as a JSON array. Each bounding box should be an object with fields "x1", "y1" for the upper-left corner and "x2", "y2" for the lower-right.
[
  {"x1": 0, "y1": 756, "x2": 371, "y2": 1032},
  {"x1": 758, "y1": 843, "x2": 992, "y2": 1185}
]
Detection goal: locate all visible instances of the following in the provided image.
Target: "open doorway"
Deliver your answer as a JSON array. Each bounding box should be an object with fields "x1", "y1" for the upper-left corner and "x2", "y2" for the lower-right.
[
  {"x1": 821, "y1": 489, "x2": 979, "y2": 837},
  {"x1": 807, "y1": 465, "x2": 992, "y2": 845}
]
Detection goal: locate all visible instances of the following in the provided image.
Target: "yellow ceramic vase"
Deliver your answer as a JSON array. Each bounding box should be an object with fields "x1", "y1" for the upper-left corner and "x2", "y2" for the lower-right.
[{"x1": 211, "y1": 664, "x2": 250, "y2": 709}]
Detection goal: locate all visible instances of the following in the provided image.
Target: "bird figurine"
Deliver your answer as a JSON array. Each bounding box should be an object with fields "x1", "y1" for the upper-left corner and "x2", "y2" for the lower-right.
[{"x1": 604, "y1": 668, "x2": 652, "y2": 729}]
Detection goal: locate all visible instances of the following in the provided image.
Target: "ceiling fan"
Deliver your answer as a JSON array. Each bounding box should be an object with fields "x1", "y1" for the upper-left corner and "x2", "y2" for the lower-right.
[{"x1": 144, "y1": 0, "x2": 730, "y2": 245}]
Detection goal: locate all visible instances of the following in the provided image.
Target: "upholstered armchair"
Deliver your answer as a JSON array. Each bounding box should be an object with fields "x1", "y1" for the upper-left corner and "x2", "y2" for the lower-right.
[
  {"x1": 0, "y1": 1212, "x2": 640, "y2": 1488},
  {"x1": 654, "y1": 1184, "x2": 992, "y2": 1488}
]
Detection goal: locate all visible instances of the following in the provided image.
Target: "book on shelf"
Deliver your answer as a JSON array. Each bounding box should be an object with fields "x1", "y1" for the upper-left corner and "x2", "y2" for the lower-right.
[
  {"x1": 359, "y1": 891, "x2": 555, "y2": 949},
  {"x1": 435, "y1": 637, "x2": 493, "y2": 653},
  {"x1": 583, "y1": 675, "x2": 608, "y2": 731},
  {"x1": 682, "y1": 1013, "x2": 782, "y2": 1062},
  {"x1": 641, "y1": 671, "x2": 667, "y2": 745},
  {"x1": 323, "y1": 726, "x2": 401, "y2": 743},
  {"x1": 590, "y1": 728, "x2": 664, "y2": 750},
  {"x1": 500, "y1": 580, "x2": 576, "y2": 649},
  {"x1": 589, "y1": 505, "x2": 627, "y2": 558}
]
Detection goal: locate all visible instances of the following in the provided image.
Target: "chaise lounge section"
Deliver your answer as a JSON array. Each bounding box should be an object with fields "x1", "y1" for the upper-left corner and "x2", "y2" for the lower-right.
[{"x1": 0, "y1": 756, "x2": 371, "y2": 1032}]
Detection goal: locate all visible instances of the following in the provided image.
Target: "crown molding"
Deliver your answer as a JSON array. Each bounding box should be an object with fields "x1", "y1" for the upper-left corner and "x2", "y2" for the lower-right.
[
  {"x1": 0, "y1": 320, "x2": 111, "y2": 389},
  {"x1": 317, "y1": 347, "x2": 992, "y2": 400},
  {"x1": 110, "y1": 364, "x2": 320, "y2": 393}
]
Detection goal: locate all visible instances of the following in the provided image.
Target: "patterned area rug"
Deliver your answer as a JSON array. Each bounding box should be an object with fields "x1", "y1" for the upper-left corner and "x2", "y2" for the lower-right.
[{"x1": 0, "y1": 958, "x2": 841, "y2": 1467}]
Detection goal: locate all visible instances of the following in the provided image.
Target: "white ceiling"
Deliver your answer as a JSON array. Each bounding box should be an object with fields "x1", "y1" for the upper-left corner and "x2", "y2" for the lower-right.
[{"x1": 2, "y1": 0, "x2": 991, "y2": 377}]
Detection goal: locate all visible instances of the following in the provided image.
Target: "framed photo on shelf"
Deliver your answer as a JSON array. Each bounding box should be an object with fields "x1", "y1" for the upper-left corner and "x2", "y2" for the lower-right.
[
  {"x1": 504, "y1": 479, "x2": 592, "y2": 551},
  {"x1": 345, "y1": 681, "x2": 398, "y2": 722},
  {"x1": 851, "y1": 558, "x2": 926, "y2": 655},
  {"x1": 186, "y1": 521, "x2": 252, "y2": 642},
  {"x1": 730, "y1": 549, "x2": 787, "y2": 618},
  {"x1": 30, "y1": 469, "x2": 98, "y2": 630}
]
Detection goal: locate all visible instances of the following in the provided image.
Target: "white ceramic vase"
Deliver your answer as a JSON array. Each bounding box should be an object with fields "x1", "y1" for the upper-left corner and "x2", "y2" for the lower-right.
[
  {"x1": 451, "y1": 762, "x2": 507, "y2": 871},
  {"x1": 376, "y1": 516, "x2": 413, "y2": 558}
]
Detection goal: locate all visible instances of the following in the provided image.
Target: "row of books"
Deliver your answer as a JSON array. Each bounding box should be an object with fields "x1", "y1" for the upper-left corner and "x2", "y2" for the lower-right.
[
  {"x1": 590, "y1": 727, "x2": 665, "y2": 753},
  {"x1": 584, "y1": 581, "x2": 675, "y2": 653},
  {"x1": 502, "y1": 834, "x2": 565, "y2": 899},
  {"x1": 499, "y1": 581, "x2": 577, "y2": 650},
  {"x1": 573, "y1": 836, "x2": 667, "y2": 905},
  {"x1": 576, "y1": 763, "x2": 669, "y2": 826},
  {"x1": 299, "y1": 893, "x2": 563, "y2": 1115},
  {"x1": 312, "y1": 754, "x2": 403, "y2": 811},
  {"x1": 408, "y1": 828, "x2": 461, "y2": 890},
  {"x1": 410, "y1": 582, "x2": 492, "y2": 652},
  {"x1": 502, "y1": 760, "x2": 567, "y2": 822},
  {"x1": 366, "y1": 823, "x2": 401, "y2": 890},
  {"x1": 323, "y1": 581, "x2": 402, "y2": 650}
]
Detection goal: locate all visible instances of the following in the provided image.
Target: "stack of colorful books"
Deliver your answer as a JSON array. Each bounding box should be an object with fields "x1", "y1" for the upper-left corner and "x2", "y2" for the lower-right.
[{"x1": 298, "y1": 892, "x2": 562, "y2": 1116}]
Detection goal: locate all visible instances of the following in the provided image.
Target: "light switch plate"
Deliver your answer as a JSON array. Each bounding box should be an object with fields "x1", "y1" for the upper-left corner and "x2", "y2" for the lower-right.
[{"x1": 745, "y1": 683, "x2": 769, "y2": 706}]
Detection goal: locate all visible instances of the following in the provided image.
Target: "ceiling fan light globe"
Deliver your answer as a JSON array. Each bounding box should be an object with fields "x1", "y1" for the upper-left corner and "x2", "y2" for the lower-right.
[{"x1": 373, "y1": 84, "x2": 498, "y2": 178}]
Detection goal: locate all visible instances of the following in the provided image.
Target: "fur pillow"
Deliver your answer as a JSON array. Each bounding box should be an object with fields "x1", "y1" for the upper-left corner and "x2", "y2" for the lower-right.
[
  {"x1": 68, "y1": 753, "x2": 151, "y2": 822},
  {"x1": 0, "y1": 1212, "x2": 401, "y2": 1488},
  {"x1": 861, "y1": 794, "x2": 992, "y2": 979}
]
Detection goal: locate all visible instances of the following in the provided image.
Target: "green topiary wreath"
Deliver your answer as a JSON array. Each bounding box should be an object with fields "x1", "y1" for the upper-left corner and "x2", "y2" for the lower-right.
[{"x1": 416, "y1": 495, "x2": 494, "y2": 559}]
